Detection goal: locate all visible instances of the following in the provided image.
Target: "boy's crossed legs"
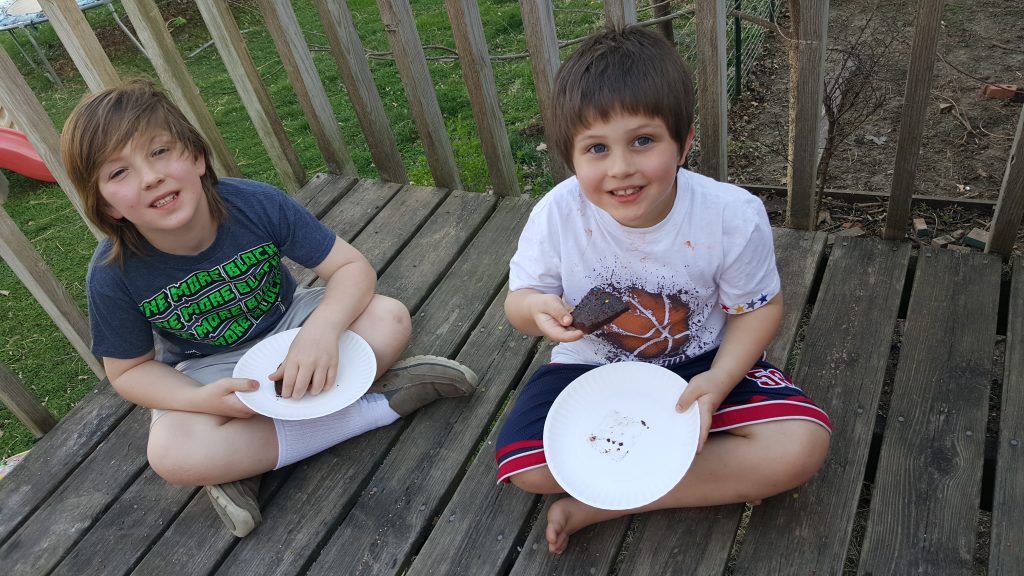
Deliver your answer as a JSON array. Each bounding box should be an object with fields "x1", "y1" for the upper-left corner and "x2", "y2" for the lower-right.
[
  {"x1": 495, "y1": 354, "x2": 831, "y2": 554},
  {"x1": 148, "y1": 291, "x2": 478, "y2": 536}
]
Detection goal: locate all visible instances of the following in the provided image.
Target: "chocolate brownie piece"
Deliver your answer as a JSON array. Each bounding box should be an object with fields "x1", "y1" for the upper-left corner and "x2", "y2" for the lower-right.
[{"x1": 571, "y1": 287, "x2": 629, "y2": 334}]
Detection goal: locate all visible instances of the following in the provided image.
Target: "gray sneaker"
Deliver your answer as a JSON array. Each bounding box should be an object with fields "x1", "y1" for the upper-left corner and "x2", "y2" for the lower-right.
[
  {"x1": 205, "y1": 475, "x2": 262, "y2": 537},
  {"x1": 370, "y1": 355, "x2": 479, "y2": 416}
]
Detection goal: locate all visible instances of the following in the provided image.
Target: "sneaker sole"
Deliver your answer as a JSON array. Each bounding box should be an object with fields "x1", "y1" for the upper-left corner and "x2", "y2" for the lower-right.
[{"x1": 206, "y1": 484, "x2": 260, "y2": 537}]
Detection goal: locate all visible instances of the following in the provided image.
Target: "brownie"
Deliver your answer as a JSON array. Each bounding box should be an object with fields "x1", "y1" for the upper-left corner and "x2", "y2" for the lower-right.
[
  {"x1": 274, "y1": 363, "x2": 283, "y2": 396},
  {"x1": 571, "y1": 287, "x2": 629, "y2": 333}
]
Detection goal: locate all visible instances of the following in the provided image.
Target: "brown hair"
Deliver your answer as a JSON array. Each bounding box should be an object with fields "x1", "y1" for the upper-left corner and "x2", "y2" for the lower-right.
[
  {"x1": 61, "y1": 79, "x2": 224, "y2": 263},
  {"x1": 550, "y1": 25, "x2": 696, "y2": 169}
]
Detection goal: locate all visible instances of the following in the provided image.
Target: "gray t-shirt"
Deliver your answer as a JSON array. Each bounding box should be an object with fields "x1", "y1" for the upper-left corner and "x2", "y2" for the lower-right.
[{"x1": 86, "y1": 177, "x2": 335, "y2": 364}]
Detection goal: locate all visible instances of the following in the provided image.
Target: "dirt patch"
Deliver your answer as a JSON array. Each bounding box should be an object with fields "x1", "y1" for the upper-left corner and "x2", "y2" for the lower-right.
[{"x1": 728, "y1": 0, "x2": 1023, "y2": 254}]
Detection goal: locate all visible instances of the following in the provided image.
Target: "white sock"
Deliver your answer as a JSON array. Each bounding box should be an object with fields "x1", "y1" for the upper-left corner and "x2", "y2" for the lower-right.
[{"x1": 273, "y1": 393, "x2": 400, "y2": 469}]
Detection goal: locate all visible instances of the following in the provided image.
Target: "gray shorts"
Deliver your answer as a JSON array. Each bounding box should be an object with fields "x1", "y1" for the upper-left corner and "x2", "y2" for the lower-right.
[{"x1": 151, "y1": 287, "x2": 325, "y2": 424}]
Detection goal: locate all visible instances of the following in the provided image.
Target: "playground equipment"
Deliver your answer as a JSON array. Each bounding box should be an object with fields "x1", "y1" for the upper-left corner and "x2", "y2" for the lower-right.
[{"x1": 0, "y1": 126, "x2": 55, "y2": 182}]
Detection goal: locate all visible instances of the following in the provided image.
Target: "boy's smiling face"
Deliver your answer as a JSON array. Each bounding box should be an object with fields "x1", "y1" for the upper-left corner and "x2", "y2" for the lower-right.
[
  {"x1": 98, "y1": 131, "x2": 214, "y2": 254},
  {"x1": 571, "y1": 112, "x2": 693, "y2": 228}
]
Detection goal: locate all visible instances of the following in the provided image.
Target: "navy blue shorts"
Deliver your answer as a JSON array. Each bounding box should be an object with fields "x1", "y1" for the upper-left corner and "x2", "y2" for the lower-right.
[{"x1": 495, "y1": 348, "x2": 831, "y2": 483}]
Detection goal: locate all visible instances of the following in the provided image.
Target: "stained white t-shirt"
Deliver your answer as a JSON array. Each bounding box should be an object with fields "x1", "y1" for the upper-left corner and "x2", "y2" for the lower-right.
[{"x1": 509, "y1": 168, "x2": 780, "y2": 366}]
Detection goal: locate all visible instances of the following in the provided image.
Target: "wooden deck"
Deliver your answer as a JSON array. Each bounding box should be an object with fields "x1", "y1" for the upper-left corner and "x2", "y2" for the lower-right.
[{"x1": 0, "y1": 174, "x2": 1019, "y2": 575}]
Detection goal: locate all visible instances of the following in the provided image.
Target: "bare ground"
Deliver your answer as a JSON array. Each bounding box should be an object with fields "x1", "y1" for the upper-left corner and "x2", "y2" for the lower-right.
[{"x1": 727, "y1": 0, "x2": 1023, "y2": 254}]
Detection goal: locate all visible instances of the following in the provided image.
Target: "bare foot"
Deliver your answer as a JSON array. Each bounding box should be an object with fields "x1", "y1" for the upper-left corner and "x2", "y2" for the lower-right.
[{"x1": 545, "y1": 496, "x2": 623, "y2": 554}]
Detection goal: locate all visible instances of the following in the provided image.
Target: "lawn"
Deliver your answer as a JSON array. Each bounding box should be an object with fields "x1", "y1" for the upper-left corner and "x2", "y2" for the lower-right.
[
  {"x1": 0, "y1": 0, "x2": 616, "y2": 459},
  {"x1": 0, "y1": 0, "x2": 775, "y2": 459}
]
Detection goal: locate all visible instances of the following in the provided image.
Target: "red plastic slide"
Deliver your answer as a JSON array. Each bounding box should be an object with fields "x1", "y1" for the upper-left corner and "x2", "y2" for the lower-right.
[{"x1": 0, "y1": 127, "x2": 56, "y2": 183}]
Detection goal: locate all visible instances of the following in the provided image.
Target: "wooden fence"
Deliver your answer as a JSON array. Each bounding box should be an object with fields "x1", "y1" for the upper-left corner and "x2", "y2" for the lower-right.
[{"x1": 0, "y1": 0, "x2": 1022, "y2": 436}]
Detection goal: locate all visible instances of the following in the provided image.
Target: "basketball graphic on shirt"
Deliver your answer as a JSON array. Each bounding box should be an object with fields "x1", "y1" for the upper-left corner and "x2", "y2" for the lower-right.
[{"x1": 599, "y1": 288, "x2": 691, "y2": 359}]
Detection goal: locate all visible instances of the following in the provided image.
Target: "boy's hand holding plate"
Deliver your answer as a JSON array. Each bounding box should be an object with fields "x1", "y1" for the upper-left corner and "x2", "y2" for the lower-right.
[{"x1": 233, "y1": 328, "x2": 376, "y2": 420}]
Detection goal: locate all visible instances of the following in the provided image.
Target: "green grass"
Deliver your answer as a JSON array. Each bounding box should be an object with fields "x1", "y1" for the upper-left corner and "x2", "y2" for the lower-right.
[
  {"x1": 0, "y1": 0, "x2": 620, "y2": 459},
  {"x1": 0, "y1": 0, "x2": 773, "y2": 459}
]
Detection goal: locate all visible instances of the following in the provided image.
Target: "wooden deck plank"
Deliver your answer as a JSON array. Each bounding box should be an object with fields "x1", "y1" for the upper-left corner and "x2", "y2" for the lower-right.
[
  {"x1": 214, "y1": 200, "x2": 531, "y2": 576},
  {"x1": 375, "y1": 190, "x2": 498, "y2": 312},
  {"x1": 293, "y1": 292, "x2": 535, "y2": 576},
  {"x1": 510, "y1": 506, "x2": 628, "y2": 576},
  {"x1": 0, "y1": 384, "x2": 131, "y2": 545},
  {"x1": 768, "y1": 228, "x2": 827, "y2": 365},
  {"x1": 407, "y1": 341, "x2": 555, "y2": 576},
  {"x1": 303, "y1": 197, "x2": 535, "y2": 576},
  {"x1": 50, "y1": 470, "x2": 197, "y2": 576},
  {"x1": 732, "y1": 237, "x2": 912, "y2": 575},
  {"x1": 0, "y1": 408, "x2": 151, "y2": 576},
  {"x1": 349, "y1": 185, "x2": 451, "y2": 273},
  {"x1": 991, "y1": 257, "x2": 1024, "y2": 575},
  {"x1": 292, "y1": 173, "x2": 357, "y2": 219},
  {"x1": 859, "y1": 247, "x2": 1001, "y2": 575}
]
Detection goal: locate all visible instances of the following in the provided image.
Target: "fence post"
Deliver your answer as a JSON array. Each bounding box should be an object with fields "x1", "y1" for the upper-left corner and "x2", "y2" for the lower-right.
[
  {"x1": 653, "y1": 1, "x2": 676, "y2": 43},
  {"x1": 258, "y1": 0, "x2": 357, "y2": 177},
  {"x1": 519, "y1": 0, "x2": 571, "y2": 182},
  {"x1": 786, "y1": 0, "x2": 828, "y2": 230},
  {"x1": 0, "y1": 362, "x2": 57, "y2": 438},
  {"x1": 695, "y1": 0, "x2": 729, "y2": 182},
  {"x1": 986, "y1": 104, "x2": 1024, "y2": 256},
  {"x1": 120, "y1": 0, "x2": 241, "y2": 178},
  {"x1": 883, "y1": 0, "x2": 944, "y2": 240},
  {"x1": 194, "y1": 0, "x2": 307, "y2": 193},
  {"x1": 36, "y1": 0, "x2": 120, "y2": 92},
  {"x1": 0, "y1": 47, "x2": 101, "y2": 240},
  {"x1": 312, "y1": 0, "x2": 407, "y2": 184},
  {"x1": 445, "y1": 0, "x2": 519, "y2": 196},
  {"x1": 376, "y1": 0, "x2": 462, "y2": 191},
  {"x1": 605, "y1": 0, "x2": 637, "y2": 28}
]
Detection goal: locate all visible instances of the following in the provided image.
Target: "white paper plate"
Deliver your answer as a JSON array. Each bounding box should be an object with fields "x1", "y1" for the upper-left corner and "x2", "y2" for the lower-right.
[
  {"x1": 543, "y1": 362, "x2": 700, "y2": 510},
  {"x1": 232, "y1": 328, "x2": 376, "y2": 420}
]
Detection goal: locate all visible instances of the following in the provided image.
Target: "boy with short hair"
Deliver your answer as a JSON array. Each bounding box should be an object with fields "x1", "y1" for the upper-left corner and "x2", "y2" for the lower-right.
[
  {"x1": 496, "y1": 26, "x2": 832, "y2": 554},
  {"x1": 62, "y1": 79, "x2": 477, "y2": 538}
]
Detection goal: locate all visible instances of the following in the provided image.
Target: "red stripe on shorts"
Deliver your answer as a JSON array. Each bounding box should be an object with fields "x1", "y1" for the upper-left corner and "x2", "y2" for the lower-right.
[
  {"x1": 710, "y1": 400, "x2": 832, "y2": 432},
  {"x1": 495, "y1": 439, "x2": 544, "y2": 461},
  {"x1": 496, "y1": 448, "x2": 547, "y2": 484}
]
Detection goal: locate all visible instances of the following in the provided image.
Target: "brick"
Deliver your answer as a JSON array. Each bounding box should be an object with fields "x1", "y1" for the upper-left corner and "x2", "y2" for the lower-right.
[
  {"x1": 981, "y1": 84, "x2": 1024, "y2": 103},
  {"x1": 963, "y1": 227, "x2": 989, "y2": 249},
  {"x1": 913, "y1": 218, "x2": 931, "y2": 238},
  {"x1": 931, "y1": 234, "x2": 955, "y2": 248},
  {"x1": 946, "y1": 244, "x2": 972, "y2": 253}
]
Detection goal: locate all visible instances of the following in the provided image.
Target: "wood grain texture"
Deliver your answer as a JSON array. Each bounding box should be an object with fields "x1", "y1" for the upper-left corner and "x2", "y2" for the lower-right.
[
  {"x1": 407, "y1": 341, "x2": 555, "y2": 576},
  {"x1": 0, "y1": 384, "x2": 131, "y2": 545},
  {"x1": 734, "y1": 238, "x2": 911, "y2": 575},
  {"x1": 518, "y1": 0, "x2": 570, "y2": 181},
  {"x1": 859, "y1": 247, "x2": 1000, "y2": 575},
  {"x1": 767, "y1": 227, "x2": 827, "y2": 366},
  {"x1": 376, "y1": 190, "x2": 498, "y2": 311},
  {"x1": 312, "y1": 0, "x2": 408, "y2": 183},
  {"x1": 445, "y1": 0, "x2": 519, "y2": 196},
  {"x1": 509, "y1": 505, "x2": 629, "y2": 576},
  {"x1": 194, "y1": 0, "x2": 306, "y2": 192},
  {"x1": 258, "y1": 0, "x2": 356, "y2": 176},
  {"x1": 987, "y1": 105, "x2": 1024, "y2": 256},
  {"x1": 0, "y1": 408, "x2": 150, "y2": 576},
  {"x1": 120, "y1": 0, "x2": 240, "y2": 177},
  {"x1": 0, "y1": 46, "x2": 100, "y2": 238},
  {"x1": 694, "y1": 0, "x2": 729, "y2": 181},
  {"x1": 376, "y1": 0, "x2": 462, "y2": 190},
  {"x1": 986, "y1": 256, "x2": 1022, "y2": 575},
  {"x1": 0, "y1": 362, "x2": 56, "y2": 437},
  {"x1": 350, "y1": 185, "x2": 451, "y2": 273},
  {"x1": 786, "y1": 0, "x2": 829, "y2": 230},
  {"x1": 36, "y1": 0, "x2": 120, "y2": 92},
  {"x1": 304, "y1": 291, "x2": 537, "y2": 576},
  {"x1": 604, "y1": 0, "x2": 637, "y2": 27},
  {"x1": 50, "y1": 470, "x2": 197, "y2": 576},
  {"x1": 883, "y1": 0, "x2": 944, "y2": 240}
]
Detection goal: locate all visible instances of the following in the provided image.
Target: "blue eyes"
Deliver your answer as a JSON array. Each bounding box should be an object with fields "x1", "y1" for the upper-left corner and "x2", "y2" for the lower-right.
[{"x1": 586, "y1": 136, "x2": 654, "y2": 155}]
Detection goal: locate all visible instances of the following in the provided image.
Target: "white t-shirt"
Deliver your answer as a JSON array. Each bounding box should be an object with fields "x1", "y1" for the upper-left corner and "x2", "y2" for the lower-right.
[{"x1": 509, "y1": 168, "x2": 780, "y2": 366}]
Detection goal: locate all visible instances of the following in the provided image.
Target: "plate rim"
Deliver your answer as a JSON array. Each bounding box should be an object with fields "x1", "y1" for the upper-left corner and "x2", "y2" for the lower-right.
[{"x1": 543, "y1": 361, "x2": 700, "y2": 510}]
